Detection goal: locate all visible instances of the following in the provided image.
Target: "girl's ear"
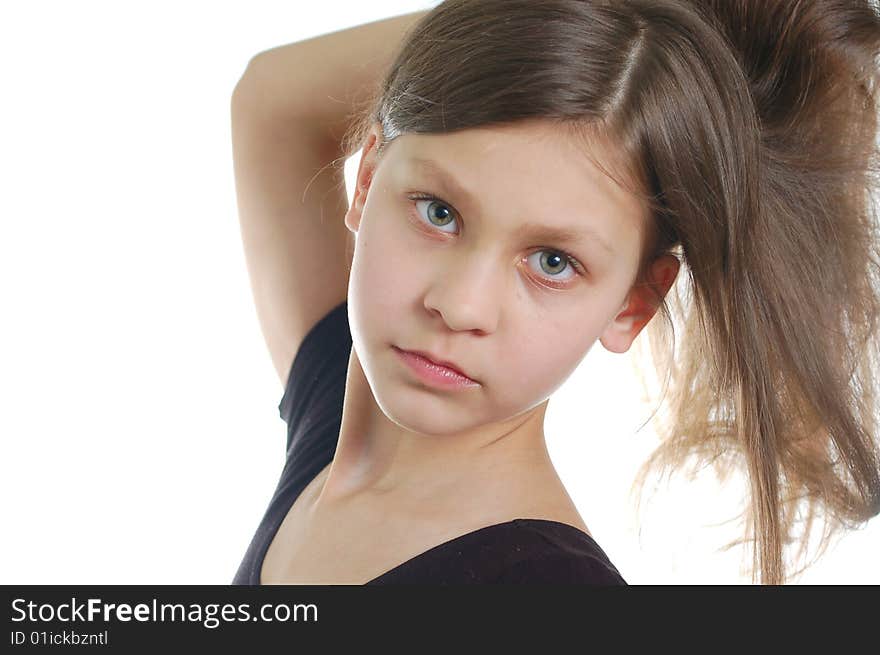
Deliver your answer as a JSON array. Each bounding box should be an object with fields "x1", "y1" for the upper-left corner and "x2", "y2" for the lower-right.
[
  {"x1": 599, "y1": 254, "x2": 680, "y2": 354},
  {"x1": 344, "y1": 122, "x2": 385, "y2": 235}
]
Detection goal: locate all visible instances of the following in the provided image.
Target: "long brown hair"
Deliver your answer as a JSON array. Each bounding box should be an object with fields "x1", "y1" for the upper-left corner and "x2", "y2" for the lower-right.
[{"x1": 338, "y1": 0, "x2": 880, "y2": 584}]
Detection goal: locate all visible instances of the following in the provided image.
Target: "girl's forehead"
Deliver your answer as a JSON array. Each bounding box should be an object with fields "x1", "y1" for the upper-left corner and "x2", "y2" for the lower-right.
[{"x1": 392, "y1": 124, "x2": 638, "y2": 198}]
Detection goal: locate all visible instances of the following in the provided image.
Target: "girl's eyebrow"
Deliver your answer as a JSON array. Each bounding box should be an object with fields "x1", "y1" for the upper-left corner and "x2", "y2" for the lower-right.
[{"x1": 408, "y1": 156, "x2": 616, "y2": 255}]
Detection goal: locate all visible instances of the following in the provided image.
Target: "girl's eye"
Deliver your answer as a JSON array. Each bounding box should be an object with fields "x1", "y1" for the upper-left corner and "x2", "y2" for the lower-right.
[
  {"x1": 412, "y1": 195, "x2": 458, "y2": 234},
  {"x1": 407, "y1": 193, "x2": 587, "y2": 288}
]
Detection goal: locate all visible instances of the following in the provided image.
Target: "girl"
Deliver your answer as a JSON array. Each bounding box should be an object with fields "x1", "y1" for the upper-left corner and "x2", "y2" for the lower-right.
[{"x1": 230, "y1": 0, "x2": 880, "y2": 585}]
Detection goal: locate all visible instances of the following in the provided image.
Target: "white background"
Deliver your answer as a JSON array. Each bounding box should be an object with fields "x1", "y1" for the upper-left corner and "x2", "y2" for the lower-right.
[{"x1": 2, "y1": 0, "x2": 877, "y2": 584}]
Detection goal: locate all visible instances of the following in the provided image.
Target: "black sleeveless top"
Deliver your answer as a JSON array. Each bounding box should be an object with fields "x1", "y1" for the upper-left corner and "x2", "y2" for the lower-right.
[{"x1": 232, "y1": 301, "x2": 627, "y2": 585}]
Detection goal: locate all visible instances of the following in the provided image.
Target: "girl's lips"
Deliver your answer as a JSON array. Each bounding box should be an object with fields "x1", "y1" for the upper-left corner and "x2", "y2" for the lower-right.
[
  {"x1": 399, "y1": 347, "x2": 473, "y2": 379},
  {"x1": 393, "y1": 346, "x2": 481, "y2": 389}
]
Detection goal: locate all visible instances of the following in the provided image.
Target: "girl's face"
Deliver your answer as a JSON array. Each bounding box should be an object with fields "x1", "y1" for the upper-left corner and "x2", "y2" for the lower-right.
[{"x1": 344, "y1": 120, "x2": 674, "y2": 437}]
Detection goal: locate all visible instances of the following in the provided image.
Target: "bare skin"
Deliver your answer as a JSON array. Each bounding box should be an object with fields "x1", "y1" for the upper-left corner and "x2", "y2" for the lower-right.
[{"x1": 261, "y1": 358, "x2": 588, "y2": 584}]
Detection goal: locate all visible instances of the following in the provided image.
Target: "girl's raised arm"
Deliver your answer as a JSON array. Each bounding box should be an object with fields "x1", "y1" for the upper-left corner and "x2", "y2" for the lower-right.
[{"x1": 230, "y1": 10, "x2": 428, "y2": 388}]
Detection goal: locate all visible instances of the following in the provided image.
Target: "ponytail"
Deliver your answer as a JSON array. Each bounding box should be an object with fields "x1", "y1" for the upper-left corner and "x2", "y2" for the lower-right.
[{"x1": 635, "y1": 0, "x2": 880, "y2": 584}]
